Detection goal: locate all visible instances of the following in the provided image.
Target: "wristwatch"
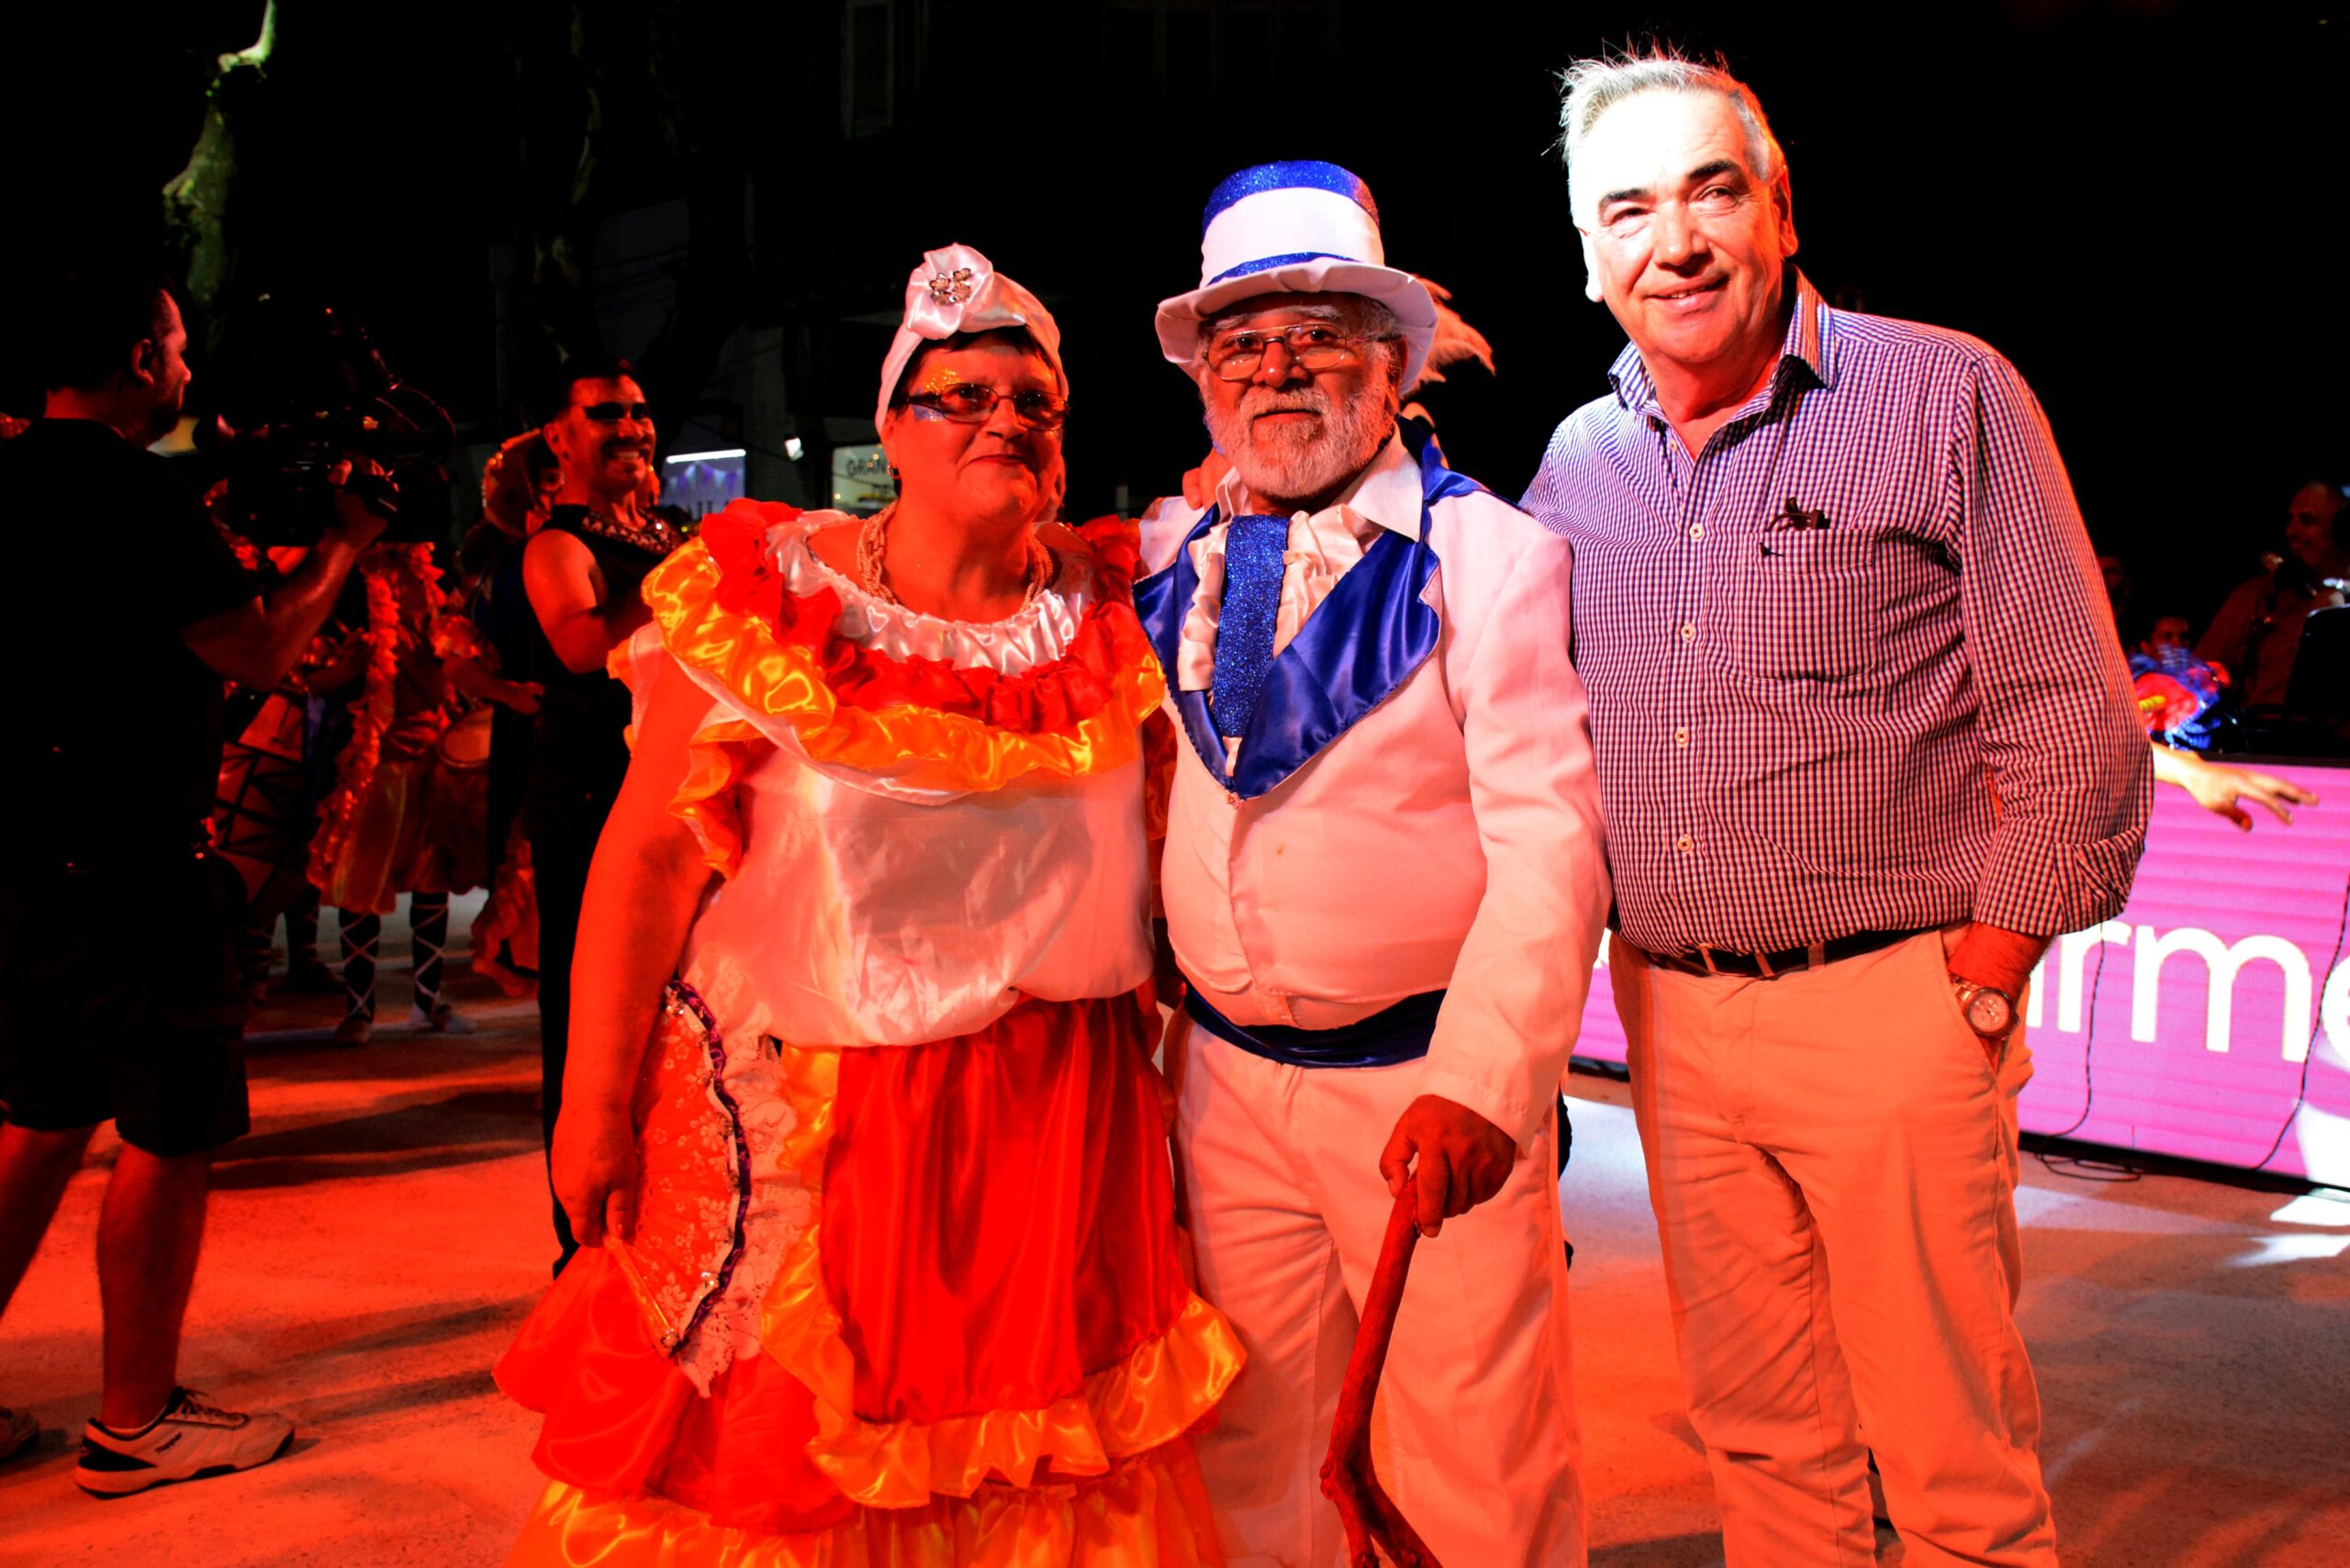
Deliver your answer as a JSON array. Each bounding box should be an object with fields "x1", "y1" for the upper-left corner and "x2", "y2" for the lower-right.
[{"x1": 1951, "y1": 978, "x2": 2017, "y2": 1040}]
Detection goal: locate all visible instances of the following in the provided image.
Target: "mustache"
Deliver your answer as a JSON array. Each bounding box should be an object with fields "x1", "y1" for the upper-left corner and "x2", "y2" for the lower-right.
[{"x1": 1237, "y1": 388, "x2": 1330, "y2": 419}]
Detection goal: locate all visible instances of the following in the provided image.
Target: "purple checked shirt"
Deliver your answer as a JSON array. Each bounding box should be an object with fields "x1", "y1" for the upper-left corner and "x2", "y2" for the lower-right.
[{"x1": 1521, "y1": 271, "x2": 2151, "y2": 956}]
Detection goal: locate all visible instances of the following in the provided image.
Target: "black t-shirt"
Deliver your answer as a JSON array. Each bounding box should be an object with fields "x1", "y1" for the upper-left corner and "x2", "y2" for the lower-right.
[{"x1": 1, "y1": 420, "x2": 259, "y2": 862}]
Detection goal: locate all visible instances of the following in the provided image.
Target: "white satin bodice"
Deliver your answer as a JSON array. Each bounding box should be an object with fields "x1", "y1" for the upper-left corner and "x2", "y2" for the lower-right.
[{"x1": 630, "y1": 511, "x2": 1152, "y2": 1049}]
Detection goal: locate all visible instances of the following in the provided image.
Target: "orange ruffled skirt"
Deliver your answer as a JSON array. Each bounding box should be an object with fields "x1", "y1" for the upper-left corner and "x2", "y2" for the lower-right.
[{"x1": 498, "y1": 989, "x2": 1240, "y2": 1566}]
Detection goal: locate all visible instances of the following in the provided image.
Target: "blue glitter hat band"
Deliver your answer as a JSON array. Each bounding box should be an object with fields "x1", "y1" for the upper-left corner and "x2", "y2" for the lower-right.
[
  {"x1": 1204, "y1": 250, "x2": 1350, "y2": 286},
  {"x1": 1156, "y1": 160, "x2": 1438, "y2": 390},
  {"x1": 1203, "y1": 161, "x2": 1379, "y2": 230}
]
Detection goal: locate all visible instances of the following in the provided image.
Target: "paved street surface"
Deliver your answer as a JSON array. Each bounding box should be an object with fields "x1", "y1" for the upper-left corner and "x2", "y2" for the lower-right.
[{"x1": 4, "y1": 896, "x2": 2346, "y2": 1565}]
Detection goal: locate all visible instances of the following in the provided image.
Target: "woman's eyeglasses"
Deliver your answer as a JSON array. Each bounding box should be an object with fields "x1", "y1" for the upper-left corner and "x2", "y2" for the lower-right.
[
  {"x1": 1205, "y1": 323, "x2": 1379, "y2": 381},
  {"x1": 904, "y1": 385, "x2": 1069, "y2": 431}
]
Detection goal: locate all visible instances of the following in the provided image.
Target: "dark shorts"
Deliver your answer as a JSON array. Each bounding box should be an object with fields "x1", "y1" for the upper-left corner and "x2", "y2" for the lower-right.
[{"x1": 0, "y1": 851, "x2": 251, "y2": 1157}]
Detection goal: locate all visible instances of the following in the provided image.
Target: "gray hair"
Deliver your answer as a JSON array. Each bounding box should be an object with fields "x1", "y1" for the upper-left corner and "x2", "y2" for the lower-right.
[{"x1": 1556, "y1": 51, "x2": 1787, "y2": 226}]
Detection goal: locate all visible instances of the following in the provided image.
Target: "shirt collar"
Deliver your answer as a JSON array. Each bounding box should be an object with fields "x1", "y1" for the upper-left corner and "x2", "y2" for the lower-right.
[
  {"x1": 1607, "y1": 266, "x2": 1838, "y2": 416},
  {"x1": 1210, "y1": 427, "x2": 1422, "y2": 542}
]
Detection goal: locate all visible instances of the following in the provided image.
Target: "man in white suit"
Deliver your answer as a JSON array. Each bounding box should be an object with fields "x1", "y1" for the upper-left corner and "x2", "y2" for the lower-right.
[{"x1": 1137, "y1": 160, "x2": 1610, "y2": 1567}]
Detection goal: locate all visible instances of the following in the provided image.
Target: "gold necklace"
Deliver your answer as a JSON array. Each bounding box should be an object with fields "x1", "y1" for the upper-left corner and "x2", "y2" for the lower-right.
[{"x1": 855, "y1": 503, "x2": 1056, "y2": 611}]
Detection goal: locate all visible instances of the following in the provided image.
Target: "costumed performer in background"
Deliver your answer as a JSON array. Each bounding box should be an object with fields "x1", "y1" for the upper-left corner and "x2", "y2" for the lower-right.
[
  {"x1": 463, "y1": 430, "x2": 561, "y2": 996},
  {"x1": 207, "y1": 496, "x2": 368, "y2": 1002},
  {"x1": 1138, "y1": 162, "x2": 1608, "y2": 1565},
  {"x1": 308, "y1": 541, "x2": 538, "y2": 1044},
  {"x1": 496, "y1": 244, "x2": 1242, "y2": 1565}
]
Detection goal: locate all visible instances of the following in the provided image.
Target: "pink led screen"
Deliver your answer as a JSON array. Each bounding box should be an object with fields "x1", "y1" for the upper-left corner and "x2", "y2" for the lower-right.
[{"x1": 1572, "y1": 760, "x2": 2350, "y2": 1185}]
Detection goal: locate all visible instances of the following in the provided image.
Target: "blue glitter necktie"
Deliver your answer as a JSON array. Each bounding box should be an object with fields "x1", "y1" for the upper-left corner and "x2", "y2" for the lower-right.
[{"x1": 1211, "y1": 514, "x2": 1288, "y2": 741}]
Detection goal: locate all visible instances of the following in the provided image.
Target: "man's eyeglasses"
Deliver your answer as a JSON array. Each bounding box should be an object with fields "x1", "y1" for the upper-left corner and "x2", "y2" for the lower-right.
[
  {"x1": 904, "y1": 384, "x2": 1070, "y2": 431},
  {"x1": 579, "y1": 401, "x2": 653, "y2": 423},
  {"x1": 1205, "y1": 323, "x2": 1381, "y2": 382}
]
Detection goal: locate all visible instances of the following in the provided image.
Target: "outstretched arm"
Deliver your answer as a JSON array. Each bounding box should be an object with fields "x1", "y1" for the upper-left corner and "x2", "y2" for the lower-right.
[
  {"x1": 2152, "y1": 743, "x2": 2319, "y2": 831},
  {"x1": 184, "y1": 486, "x2": 387, "y2": 689}
]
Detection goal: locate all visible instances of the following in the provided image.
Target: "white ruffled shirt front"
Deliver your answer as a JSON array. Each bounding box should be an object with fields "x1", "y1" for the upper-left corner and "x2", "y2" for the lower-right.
[
  {"x1": 621, "y1": 510, "x2": 1153, "y2": 1053},
  {"x1": 1161, "y1": 438, "x2": 1424, "y2": 770}
]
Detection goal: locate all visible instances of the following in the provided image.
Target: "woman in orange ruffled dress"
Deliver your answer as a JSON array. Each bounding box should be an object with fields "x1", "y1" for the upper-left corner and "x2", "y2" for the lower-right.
[{"x1": 495, "y1": 245, "x2": 1242, "y2": 1565}]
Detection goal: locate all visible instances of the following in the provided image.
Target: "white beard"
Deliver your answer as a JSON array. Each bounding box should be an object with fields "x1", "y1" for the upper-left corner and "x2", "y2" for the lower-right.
[{"x1": 1204, "y1": 382, "x2": 1394, "y2": 510}]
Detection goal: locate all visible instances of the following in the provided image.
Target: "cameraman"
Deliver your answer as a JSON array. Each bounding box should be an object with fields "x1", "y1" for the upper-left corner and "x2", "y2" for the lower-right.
[{"x1": 0, "y1": 270, "x2": 386, "y2": 1495}]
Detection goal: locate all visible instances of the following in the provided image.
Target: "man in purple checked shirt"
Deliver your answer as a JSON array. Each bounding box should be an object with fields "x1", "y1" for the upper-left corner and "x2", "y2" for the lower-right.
[{"x1": 1519, "y1": 51, "x2": 2151, "y2": 1568}]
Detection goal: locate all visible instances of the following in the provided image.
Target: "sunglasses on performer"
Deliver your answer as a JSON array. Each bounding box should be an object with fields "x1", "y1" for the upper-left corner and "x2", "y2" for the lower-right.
[
  {"x1": 904, "y1": 384, "x2": 1070, "y2": 431},
  {"x1": 578, "y1": 401, "x2": 654, "y2": 423}
]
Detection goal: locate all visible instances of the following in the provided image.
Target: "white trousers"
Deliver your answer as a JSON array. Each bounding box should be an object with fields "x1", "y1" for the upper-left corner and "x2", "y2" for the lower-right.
[
  {"x1": 1613, "y1": 930, "x2": 2057, "y2": 1567},
  {"x1": 1170, "y1": 1016, "x2": 1586, "y2": 1568}
]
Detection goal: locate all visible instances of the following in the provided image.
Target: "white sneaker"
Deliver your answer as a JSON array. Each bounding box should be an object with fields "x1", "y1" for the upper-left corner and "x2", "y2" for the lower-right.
[
  {"x1": 2, "y1": 1405, "x2": 36, "y2": 1463},
  {"x1": 74, "y1": 1388, "x2": 294, "y2": 1497}
]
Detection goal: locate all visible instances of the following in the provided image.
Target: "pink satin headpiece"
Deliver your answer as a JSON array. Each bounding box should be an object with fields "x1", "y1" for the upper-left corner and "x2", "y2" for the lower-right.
[{"x1": 875, "y1": 243, "x2": 1066, "y2": 429}]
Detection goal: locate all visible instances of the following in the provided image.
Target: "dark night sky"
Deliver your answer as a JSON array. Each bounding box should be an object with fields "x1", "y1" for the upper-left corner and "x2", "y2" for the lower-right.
[{"x1": 8, "y1": 0, "x2": 2344, "y2": 629}]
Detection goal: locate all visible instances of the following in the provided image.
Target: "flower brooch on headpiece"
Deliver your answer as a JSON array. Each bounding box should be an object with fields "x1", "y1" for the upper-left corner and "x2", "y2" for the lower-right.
[
  {"x1": 927, "y1": 267, "x2": 976, "y2": 307},
  {"x1": 878, "y1": 242, "x2": 1063, "y2": 429}
]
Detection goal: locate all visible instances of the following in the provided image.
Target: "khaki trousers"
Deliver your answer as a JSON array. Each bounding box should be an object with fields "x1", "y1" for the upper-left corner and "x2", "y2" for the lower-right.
[
  {"x1": 1170, "y1": 1016, "x2": 1587, "y2": 1567},
  {"x1": 1613, "y1": 930, "x2": 2057, "y2": 1567}
]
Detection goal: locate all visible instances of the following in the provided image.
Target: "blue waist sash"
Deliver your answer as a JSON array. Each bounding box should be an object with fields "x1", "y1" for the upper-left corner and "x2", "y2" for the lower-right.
[{"x1": 1183, "y1": 985, "x2": 1443, "y2": 1069}]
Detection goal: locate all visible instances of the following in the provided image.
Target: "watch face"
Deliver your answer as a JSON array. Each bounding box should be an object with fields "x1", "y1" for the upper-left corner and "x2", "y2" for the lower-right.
[{"x1": 1965, "y1": 988, "x2": 2014, "y2": 1036}]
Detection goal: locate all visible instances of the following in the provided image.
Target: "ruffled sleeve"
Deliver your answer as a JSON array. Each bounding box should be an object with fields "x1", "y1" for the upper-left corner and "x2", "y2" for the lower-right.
[
  {"x1": 631, "y1": 500, "x2": 1165, "y2": 801},
  {"x1": 608, "y1": 620, "x2": 767, "y2": 881}
]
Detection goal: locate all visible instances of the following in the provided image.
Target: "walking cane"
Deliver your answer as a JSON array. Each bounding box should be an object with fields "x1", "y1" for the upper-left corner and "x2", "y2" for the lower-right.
[{"x1": 1319, "y1": 1187, "x2": 1444, "y2": 1567}]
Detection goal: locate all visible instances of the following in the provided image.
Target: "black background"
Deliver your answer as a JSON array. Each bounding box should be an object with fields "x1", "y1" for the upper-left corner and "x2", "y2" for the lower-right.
[{"x1": 7, "y1": 0, "x2": 2342, "y2": 628}]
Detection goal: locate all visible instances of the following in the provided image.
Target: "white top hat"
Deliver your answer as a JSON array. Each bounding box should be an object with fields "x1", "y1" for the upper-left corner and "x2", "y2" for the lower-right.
[
  {"x1": 1154, "y1": 161, "x2": 1437, "y2": 389},
  {"x1": 877, "y1": 243, "x2": 1065, "y2": 430}
]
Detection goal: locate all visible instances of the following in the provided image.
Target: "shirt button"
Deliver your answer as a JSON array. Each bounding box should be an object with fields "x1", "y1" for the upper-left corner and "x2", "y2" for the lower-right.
[
  {"x1": 1688, "y1": 523, "x2": 1704, "y2": 541},
  {"x1": 1676, "y1": 834, "x2": 1695, "y2": 854},
  {"x1": 1679, "y1": 622, "x2": 1695, "y2": 642},
  {"x1": 1674, "y1": 726, "x2": 1689, "y2": 746}
]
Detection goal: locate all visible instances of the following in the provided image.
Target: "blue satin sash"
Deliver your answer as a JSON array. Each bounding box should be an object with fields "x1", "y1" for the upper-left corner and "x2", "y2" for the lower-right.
[
  {"x1": 1184, "y1": 985, "x2": 1445, "y2": 1069},
  {"x1": 1133, "y1": 420, "x2": 1483, "y2": 801}
]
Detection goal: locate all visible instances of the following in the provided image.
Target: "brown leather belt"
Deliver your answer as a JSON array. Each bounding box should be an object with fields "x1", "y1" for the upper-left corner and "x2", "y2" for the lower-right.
[{"x1": 1628, "y1": 927, "x2": 1927, "y2": 980}]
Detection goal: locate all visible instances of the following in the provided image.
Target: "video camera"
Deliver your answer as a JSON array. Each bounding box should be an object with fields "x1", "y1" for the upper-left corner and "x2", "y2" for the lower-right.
[{"x1": 200, "y1": 300, "x2": 454, "y2": 546}]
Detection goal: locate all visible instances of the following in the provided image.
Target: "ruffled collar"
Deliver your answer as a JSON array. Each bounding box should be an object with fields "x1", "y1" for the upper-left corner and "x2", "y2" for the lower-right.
[
  {"x1": 638, "y1": 498, "x2": 1163, "y2": 793},
  {"x1": 779, "y1": 510, "x2": 1092, "y2": 677}
]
